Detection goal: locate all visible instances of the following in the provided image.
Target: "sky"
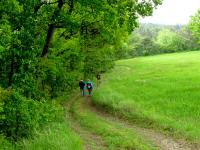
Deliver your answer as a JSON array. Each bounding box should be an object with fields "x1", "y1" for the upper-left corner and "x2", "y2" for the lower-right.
[{"x1": 140, "y1": 0, "x2": 200, "y2": 25}]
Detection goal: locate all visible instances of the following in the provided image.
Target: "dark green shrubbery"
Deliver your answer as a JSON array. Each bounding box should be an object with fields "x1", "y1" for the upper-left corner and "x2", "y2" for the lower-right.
[
  {"x1": 0, "y1": 0, "x2": 162, "y2": 147},
  {"x1": 0, "y1": 134, "x2": 13, "y2": 150},
  {"x1": 0, "y1": 88, "x2": 63, "y2": 142}
]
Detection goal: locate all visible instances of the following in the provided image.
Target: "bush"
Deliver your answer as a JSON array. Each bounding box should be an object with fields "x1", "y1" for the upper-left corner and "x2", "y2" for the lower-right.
[
  {"x1": 0, "y1": 89, "x2": 63, "y2": 142},
  {"x1": 0, "y1": 134, "x2": 13, "y2": 150},
  {"x1": 17, "y1": 122, "x2": 82, "y2": 150}
]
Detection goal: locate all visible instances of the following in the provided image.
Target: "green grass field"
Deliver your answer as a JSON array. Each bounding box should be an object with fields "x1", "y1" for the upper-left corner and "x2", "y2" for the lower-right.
[
  {"x1": 69, "y1": 97, "x2": 157, "y2": 150},
  {"x1": 16, "y1": 122, "x2": 82, "y2": 150},
  {"x1": 1, "y1": 122, "x2": 82, "y2": 150},
  {"x1": 93, "y1": 51, "x2": 200, "y2": 144}
]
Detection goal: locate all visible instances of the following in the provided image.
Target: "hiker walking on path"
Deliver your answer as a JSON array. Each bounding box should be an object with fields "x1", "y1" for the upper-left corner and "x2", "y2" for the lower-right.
[
  {"x1": 79, "y1": 80, "x2": 85, "y2": 96},
  {"x1": 96, "y1": 72, "x2": 101, "y2": 87},
  {"x1": 86, "y1": 79, "x2": 93, "y2": 96}
]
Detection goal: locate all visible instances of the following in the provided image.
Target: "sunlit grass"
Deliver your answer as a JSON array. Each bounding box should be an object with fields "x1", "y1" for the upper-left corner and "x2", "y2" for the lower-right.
[
  {"x1": 93, "y1": 51, "x2": 200, "y2": 143},
  {"x1": 70, "y1": 97, "x2": 157, "y2": 150},
  {"x1": 17, "y1": 122, "x2": 82, "y2": 150}
]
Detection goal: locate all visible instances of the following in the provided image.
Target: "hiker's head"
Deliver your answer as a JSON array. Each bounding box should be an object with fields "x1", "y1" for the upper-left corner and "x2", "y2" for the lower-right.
[{"x1": 87, "y1": 79, "x2": 90, "y2": 82}]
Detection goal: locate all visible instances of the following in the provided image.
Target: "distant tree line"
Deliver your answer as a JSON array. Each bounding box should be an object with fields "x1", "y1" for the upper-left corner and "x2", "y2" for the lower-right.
[
  {"x1": 117, "y1": 23, "x2": 200, "y2": 58},
  {"x1": 189, "y1": 9, "x2": 200, "y2": 45}
]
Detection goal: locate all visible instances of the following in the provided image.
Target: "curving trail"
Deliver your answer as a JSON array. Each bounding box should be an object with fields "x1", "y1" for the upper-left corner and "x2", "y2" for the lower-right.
[
  {"x1": 65, "y1": 96, "x2": 107, "y2": 150},
  {"x1": 65, "y1": 95, "x2": 199, "y2": 150}
]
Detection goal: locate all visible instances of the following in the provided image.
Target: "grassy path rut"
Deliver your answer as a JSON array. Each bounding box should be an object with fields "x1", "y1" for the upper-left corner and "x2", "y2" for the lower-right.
[{"x1": 65, "y1": 95, "x2": 199, "y2": 150}]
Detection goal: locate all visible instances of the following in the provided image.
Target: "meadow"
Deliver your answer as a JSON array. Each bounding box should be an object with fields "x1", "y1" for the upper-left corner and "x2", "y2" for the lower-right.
[
  {"x1": 93, "y1": 51, "x2": 200, "y2": 144},
  {"x1": 0, "y1": 121, "x2": 83, "y2": 150},
  {"x1": 17, "y1": 122, "x2": 82, "y2": 150}
]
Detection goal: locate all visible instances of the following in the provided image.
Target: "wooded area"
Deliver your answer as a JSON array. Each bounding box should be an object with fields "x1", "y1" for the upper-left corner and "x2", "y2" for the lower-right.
[
  {"x1": 116, "y1": 24, "x2": 199, "y2": 58},
  {"x1": 0, "y1": 0, "x2": 162, "y2": 146},
  {"x1": 1, "y1": 0, "x2": 200, "y2": 149}
]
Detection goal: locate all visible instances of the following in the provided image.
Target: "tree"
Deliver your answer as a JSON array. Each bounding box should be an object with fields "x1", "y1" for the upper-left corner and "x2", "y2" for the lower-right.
[
  {"x1": 126, "y1": 23, "x2": 199, "y2": 57},
  {"x1": 178, "y1": 26, "x2": 199, "y2": 50},
  {"x1": 1, "y1": 0, "x2": 163, "y2": 141},
  {"x1": 0, "y1": 0, "x2": 161, "y2": 97},
  {"x1": 189, "y1": 9, "x2": 200, "y2": 44},
  {"x1": 155, "y1": 29, "x2": 182, "y2": 52},
  {"x1": 155, "y1": 28, "x2": 199, "y2": 53}
]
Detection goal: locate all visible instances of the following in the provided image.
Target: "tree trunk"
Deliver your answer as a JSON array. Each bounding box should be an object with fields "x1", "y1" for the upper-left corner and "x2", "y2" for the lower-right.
[
  {"x1": 41, "y1": 24, "x2": 55, "y2": 57},
  {"x1": 41, "y1": 0, "x2": 64, "y2": 57}
]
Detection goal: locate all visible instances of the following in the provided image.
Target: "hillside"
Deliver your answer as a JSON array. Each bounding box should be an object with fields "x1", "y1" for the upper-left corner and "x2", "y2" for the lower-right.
[
  {"x1": 93, "y1": 51, "x2": 200, "y2": 145},
  {"x1": 64, "y1": 51, "x2": 200, "y2": 150}
]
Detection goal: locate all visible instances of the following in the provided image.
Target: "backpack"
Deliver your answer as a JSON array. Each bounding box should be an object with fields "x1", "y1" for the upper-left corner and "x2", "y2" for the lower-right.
[{"x1": 87, "y1": 83, "x2": 92, "y2": 89}]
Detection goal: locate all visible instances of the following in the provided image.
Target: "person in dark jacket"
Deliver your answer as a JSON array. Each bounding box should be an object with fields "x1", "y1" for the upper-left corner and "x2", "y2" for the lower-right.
[
  {"x1": 79, "y1": 80, "x2": 85, "y2": 96},
  {"x1": 96, "y1": 72, "x2": 101, "y2": 87}
]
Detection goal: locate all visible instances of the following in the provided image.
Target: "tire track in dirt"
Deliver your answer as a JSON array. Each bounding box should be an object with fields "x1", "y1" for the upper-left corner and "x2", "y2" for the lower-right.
[
  {"x1": 85, "y1": 97, "x2": 199, "y2": 150},
  {"x1": 64, "y1": 93, "x2": 199, "y2": 150},
  {"x1": 64, "y1": 95, "x2": 107, "y2": 150}
]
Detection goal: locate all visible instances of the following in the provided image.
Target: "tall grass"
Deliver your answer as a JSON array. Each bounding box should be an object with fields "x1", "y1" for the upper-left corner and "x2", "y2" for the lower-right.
[
  {"x1": 70, "y1": 97, "x2": 157, "y2": 150},
  {"x1": 0, "y1": 91, "x2": 83, "y2": 150},
  {"x1": 0, "y1": 134, "x2": 14, "y2": 150},
  {"x1": 93, "y1": 51, "x2": 200, "y2": 143},
  {"x1": 0, "y1": 122, "x2": 82, "y2": 150},
  {"x1": 17, "y1": 122, "x2": 82, "y2": 150}
]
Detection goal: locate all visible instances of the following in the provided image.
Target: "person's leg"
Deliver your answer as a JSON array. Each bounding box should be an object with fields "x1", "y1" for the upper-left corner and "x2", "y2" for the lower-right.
[
  {"x1": 83, "y1": 88, "x2": 85, "y2": 96},
  {"x1": 87, "y1": 89, "x2": 89, "y2": 96},
  {"x1": 80, "y1": 88, "x2": 84, "y2": 96},
  {"x1": 89, "y1": 89, "x2": 92, "y2": 96}
]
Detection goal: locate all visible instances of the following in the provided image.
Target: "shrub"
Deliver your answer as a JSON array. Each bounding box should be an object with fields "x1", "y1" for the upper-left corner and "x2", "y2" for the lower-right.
[
  {"x1": 0, "y1": 89, "x2": 63, "y2": 142},
  {"x1": 0, "y1": 134, "x2": 13, "y2": 150}
]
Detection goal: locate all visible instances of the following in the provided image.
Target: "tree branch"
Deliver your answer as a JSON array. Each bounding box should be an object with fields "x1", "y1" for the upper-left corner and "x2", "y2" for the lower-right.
[{"x1": 41, "y1": 0, "x2": 65, "y2": 57}]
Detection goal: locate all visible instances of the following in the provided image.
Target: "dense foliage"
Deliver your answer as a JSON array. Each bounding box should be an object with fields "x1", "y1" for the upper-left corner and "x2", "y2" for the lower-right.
[
  {"x1": 0, "y1": 0, "x2": 162, "y2": 146},
  {"x1": 0, "y1": 88, "x2": 63, "y2": 142},
  {"x1": 0, "y1": 0, "x2": 162, "y2": 99},
  {"x1": 189, "y1": 9, "x2": 200, "y2": 44},
  {"x1": 124, "y1": 23, "x2": 199, "y2": 58}
]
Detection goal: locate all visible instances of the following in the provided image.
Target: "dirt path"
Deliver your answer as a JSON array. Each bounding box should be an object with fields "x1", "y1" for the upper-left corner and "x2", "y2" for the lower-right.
[
  {"x1": 86, "y1": 97, "x2": 199, "y2": 150},
  {"x1": 65, "y1": 95, "x2": 199, "y2": 150},
  {"x1": 65, "y1": 94, "x2": 107, "y2": 150},
  {"x1": 66, "y1": 113, "x2": 107, "y2": 150}
]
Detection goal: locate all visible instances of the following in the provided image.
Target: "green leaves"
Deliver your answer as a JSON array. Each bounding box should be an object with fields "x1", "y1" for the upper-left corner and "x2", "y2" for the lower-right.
[
  {"x1": 127, "y1": 24, "x2": 199, "y2": 57},
  {"x1": 189, "y1": 9, "x2": 200, "y2": 44},
  {"x1": 1, "y1": 89, "x2": 63, "y2": 141},
  {"x1": 0, "y1": 0, "x2": 163, "y2": 144}
]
